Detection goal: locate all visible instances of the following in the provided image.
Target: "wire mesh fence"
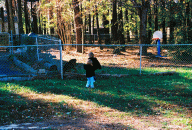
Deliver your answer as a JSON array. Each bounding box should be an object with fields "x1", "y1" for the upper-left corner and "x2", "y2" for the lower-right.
[
  {"x1": 0, "y1": 33, "x2": 191, "y2": 80},
  {"x1": 0, "y1": 32, "x2": 10, "y2": 46},
  {"x1": 0, "y1": 34, "x2": 63, "y2": 79},
  {"x1": 139, "y1": 44, "x2": 192, "y2": 75},
  {"x1": 61, "y1": 44, "x2": 192, "y2": 76}
]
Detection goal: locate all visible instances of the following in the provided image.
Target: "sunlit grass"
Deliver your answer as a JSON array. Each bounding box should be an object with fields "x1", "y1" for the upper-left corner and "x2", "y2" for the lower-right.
[
  {"x1": 0, "y1": 68, "x2": 192, "y2": 129},
  {"x1": 143, "y1": 67, "x2": 176, "y2": 73},
  {"x1": 78, "y1": 65, "x2": 191, "y2": 76},
  {"x1": 77, "y1": 66, "x2": 139, "y2": 75}
]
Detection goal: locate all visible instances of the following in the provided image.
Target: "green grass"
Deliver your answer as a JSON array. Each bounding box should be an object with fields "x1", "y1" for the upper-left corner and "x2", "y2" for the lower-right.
[
  {"x1": 0, "y1": 67, "x2": 192, "y2": 129},
  {"x1": 77, "y1": 65, "x2": 141, "y2": 75},
  {"x1": 78, "y1": 63, "x2": 186, "y2": 75},
  {"x1": 77, "y1": 61, "x2": 140, "y2": 75}
]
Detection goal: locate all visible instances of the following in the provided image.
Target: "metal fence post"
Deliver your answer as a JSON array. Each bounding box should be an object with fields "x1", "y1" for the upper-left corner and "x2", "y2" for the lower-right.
[
  {"x1": 60, "y1": 40, "x2": 63, "y2": 79},
  {"x1": 10, "y1": 31, "x2": 13, "y2": 54},
  {"x1": 140, "y1": 45, "x2": 142, "y2": 75},
  {"x1": 36, "y1": 37, "x2": 39, "y2": 61},
  {"x1": 8, "y1": 33, "x2": 11, "y2": 54}
]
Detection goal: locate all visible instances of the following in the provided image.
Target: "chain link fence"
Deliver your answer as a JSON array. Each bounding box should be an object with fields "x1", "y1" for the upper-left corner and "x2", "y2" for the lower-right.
[
  {"x1": 0, "y1": 33, "x2": 191, "y2": 80},
  {"x1": 139, "y1": 44, "x2": 192, "y2": 75},
  {"x1": 0, "y1": 34, "x2": 63, "y2": 79},
  {"x1": 61, "y1": 44, "x2": 192, "y2": 77}
]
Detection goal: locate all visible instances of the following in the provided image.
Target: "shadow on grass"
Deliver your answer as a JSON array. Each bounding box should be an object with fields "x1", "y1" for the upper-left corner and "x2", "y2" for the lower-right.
[
  {"x1": 0, "y1": 83, "x2": 133, "y2": 129},
  {"x1": 1, "y1": 51, "x2": 191, "y2": 128},
  {"x1": 7, "y1": 50, "x2": 192, "y2": 110},
  {"x1": 9, "y1": 67, "x2": 192, "y2": 116}
]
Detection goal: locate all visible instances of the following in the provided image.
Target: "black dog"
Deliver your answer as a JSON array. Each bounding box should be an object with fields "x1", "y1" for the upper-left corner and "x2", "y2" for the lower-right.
[{"x1": 63, "y1": 59, "x2": 77, "y2": 73}]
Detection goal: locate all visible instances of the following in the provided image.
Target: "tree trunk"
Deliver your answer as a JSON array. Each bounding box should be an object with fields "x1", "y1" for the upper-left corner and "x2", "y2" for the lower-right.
[
  {"x1": 135, "y1": 14, "x2": 138, "y2": 43},
  {"x1": 37, "y1": 2, "x2": 42, "y2": 34},
  {"x1": 88, "y1": 0, "x2": 92, "y2": 44},
  {"x1": 125, "y1": 9, "x2": 130, "y2": 43},
  {"x1": 95, "y1": 5, "x2": 101, "y2": 47},
  {"x1": 186, "y1": 2, "x2": 190, "y2": 42},
  {"x1": 118, "y1": 1, "x2": 125, "y2": 51},
  {"x1": 8, "y1": 0, "x2": 15, "y2": 34},
  {"x1": 32, "y1": 4, "x2": 38, "y2": 34},
  {"x1": 169, "y1": 1, "x2": 174, "y2": 44},
  {"x1": 73, "y1": 0, "x2": 82, "y2": 53},
  {"x1": 162, "y1": 19, "x2": 167, "y2": 44},
  {"x1": 17, "y1": 0, "x2": 23, "y2": 34},
  {"x1": 88, "y1": 14, "x2": 92, "y2": 44},
  {"x1": 103, "y1": 12, "x2": 110, "y2": 44},
  {"x1": 5, "y1": 0, "x2": 10, "y2": 33},
  {"x1": 112, "y1": 0, "x2": 118, "y2": 43},
  {"x1": 38, "y1": 14, "x2": 42, "y2": 34},
  {"x1": 161, "y1": 0, "x2": 167, "y2": 44},
  {"x1": 24, "y1": 0, "x2": 30, "y2": 33},
  {"x1": 154, "y1": 0, "x2": 158, "y2": 31},
  {"x1": 147, "y1": 4, "x2": 152, "y2": 45},
  {"x1": 83, "y1": 7, "x2": 86, "y2": 45},
  {"x1": 0, "y1": 7, "x2": 5, "y2": 32},
  {"x1": 92, "y1": 9, "x2": 95, "y2": 44},
  {"x1": 92, "y1": 16, "x2": 95, "y2": 42},
  {"x1": 56, "y1": 0, "x2": 66, "y2": 50},
  {"x1": 49, "y1": 4, "x2": 54, "y2": 34},
  {"x1": 139, "y1": 1, "x2": 149, "y2": 55},
  {"x1": 181, "y1": 0, "x2": 186, "y2": 43}
]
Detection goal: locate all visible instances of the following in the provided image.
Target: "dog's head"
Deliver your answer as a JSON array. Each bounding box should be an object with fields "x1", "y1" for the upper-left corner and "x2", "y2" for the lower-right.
[{"x1": 69, "y1": 59, "x2": 77, "y2": 66}]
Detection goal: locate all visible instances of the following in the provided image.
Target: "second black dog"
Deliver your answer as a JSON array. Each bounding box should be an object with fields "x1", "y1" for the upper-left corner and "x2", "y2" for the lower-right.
[{"x1": 63, "y1": 59, "x2": 77, "y2": 73}]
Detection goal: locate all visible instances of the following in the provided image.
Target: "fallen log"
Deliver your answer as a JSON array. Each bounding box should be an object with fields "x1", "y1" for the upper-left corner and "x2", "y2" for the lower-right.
[
  {"x1": 63, "y1": 73, "x2": 129, "y2": 80},
  {"x1": 148, "y1": 71, "x2": 177, "y2": 76},
  {"x1": 63, "y1": 71, "x2": 177, "y2": 79}
]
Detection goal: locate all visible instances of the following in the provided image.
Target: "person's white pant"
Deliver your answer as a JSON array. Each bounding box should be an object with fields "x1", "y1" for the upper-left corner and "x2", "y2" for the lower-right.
[{"x1": 86, "y1": 77, "x2": 94, "y2": 88}]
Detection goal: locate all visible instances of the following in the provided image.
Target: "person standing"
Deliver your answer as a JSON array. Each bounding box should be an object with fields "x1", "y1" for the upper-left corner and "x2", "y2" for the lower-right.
[
  {"x1": 84, "y1": 59, "x2": 95, "y2": 88},
  {"x1": 88, "y1": 52, "x2": 101, "y2": 81}
]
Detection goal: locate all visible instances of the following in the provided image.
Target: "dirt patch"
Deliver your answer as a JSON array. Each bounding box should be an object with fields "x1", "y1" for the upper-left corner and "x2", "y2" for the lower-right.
[
  {"x1": 50, "y1": 46, "x2": 192, "y2": 69},
  {"x1": 20, "y1": 46, "x2": 191, "y2": 76}
]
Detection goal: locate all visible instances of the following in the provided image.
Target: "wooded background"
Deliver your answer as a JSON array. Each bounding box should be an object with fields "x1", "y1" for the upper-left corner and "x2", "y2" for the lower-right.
[{"x1": 0, "y1": 0, "x2": 192, "y2": 53}]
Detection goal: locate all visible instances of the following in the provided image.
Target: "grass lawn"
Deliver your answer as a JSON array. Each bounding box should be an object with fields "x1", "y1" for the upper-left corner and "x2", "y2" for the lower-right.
[{"x1": 0, "y1": 67, "x2": 192, "y2": 129}]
